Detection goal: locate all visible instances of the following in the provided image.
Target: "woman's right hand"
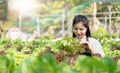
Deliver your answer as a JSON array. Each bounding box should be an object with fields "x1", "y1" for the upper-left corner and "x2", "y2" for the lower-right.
[
  {"x1": 80, "y1": 39, "x2": 93, "y2": 52},
  {"x1": 80, "y1": 39, "x2": 102, "y2": 58}
]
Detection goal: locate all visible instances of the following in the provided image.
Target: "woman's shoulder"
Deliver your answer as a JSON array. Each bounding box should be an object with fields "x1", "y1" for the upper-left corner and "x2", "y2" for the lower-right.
[{"x1": 88, "y1": 37, "x2": 100, "y2": 43}]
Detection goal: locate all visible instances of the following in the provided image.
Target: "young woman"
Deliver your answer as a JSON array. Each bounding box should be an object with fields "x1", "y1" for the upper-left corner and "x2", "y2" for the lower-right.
[{"x1": 72, "y1": 15, "x2": 105, "y2": 57}]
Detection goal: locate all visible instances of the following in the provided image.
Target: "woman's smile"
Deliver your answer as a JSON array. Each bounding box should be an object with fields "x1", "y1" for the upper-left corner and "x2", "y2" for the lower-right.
[{"x1": 73, "y1": 22, "x2": 87, "y2": 39}]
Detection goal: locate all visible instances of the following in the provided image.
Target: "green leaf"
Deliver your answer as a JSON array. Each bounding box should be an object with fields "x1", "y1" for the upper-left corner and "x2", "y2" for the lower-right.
[
  {"x1": 74, "y1": 56, "x2": 108, "y2": 73},
  {"x1": 15, "y1": 54, "x2": 60, "y2": 73},
  {"x1": 101, "y1": 56, "x2": 117, "y2": 73},
  {"x1": 0, "y1": 56, "x2": 15, "y2": 73}
]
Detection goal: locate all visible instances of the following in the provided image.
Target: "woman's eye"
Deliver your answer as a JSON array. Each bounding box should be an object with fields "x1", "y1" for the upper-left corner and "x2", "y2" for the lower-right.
[
  {"x1": 74, "y1": 28, "x2": 78, "y2": 30},
  {"x1": 74, "y1": 28, "x2": 84, "y2": 31},
  {"x1": 75, "y1": 28, "x2": 78, "y2": 30},
  {"x1": 80, "y1": 29, "x2": 83, "y2": 31}
]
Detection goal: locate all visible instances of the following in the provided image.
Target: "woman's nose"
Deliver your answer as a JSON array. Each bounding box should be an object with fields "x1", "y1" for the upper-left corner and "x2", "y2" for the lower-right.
[{"x1": 77, "y1": 30, "x2": 81, "y2": 34}]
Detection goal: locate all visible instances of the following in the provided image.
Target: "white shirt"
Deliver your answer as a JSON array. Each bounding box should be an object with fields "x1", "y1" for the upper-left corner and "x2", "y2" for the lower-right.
[{"x1": 81, "y1": 37, "x2": 105, "y2": 57}]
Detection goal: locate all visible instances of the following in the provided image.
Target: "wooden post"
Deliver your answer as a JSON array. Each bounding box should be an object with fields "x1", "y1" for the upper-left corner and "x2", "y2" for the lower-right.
[
  {"x1": 62, "y1": 9, "x2": 65, "y2": 37},
  {"x1": 108, "y1": 5, "x2": 112, "y2": 39},
  {"x1": 93, "y1": 2, "x2": 96, "y2": 26}
]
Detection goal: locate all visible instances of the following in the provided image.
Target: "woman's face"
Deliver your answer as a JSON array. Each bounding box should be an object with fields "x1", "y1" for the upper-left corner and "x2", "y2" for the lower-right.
[{"x1": 73, "y1": 22, "x2": 87, "y2": 39}]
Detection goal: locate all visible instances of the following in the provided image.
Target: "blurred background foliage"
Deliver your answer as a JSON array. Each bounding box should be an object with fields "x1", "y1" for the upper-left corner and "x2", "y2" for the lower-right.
[{"x1": 0, "y1": 0, "x2": 120, "y2": 39}]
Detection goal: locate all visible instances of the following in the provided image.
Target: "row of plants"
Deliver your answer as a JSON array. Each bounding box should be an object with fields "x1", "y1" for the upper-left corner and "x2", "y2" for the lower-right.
[
  {"x1": 0, "y1": 35, "x2": 120, "y2": 73},
  {"x1": 0, "y1": 37, "x2": 86, "y2": 65},
  {"x1": 0, "y1": 36, "x2": 120, "y2": 61},
  {"x1": 0, "y1": 54, "x2": 120, "y2": 73}
]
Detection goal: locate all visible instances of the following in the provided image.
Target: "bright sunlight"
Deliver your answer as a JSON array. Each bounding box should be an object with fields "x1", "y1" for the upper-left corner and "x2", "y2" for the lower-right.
[{"x1": 12, "y1": 0, "x2": 38, "y2": 15}]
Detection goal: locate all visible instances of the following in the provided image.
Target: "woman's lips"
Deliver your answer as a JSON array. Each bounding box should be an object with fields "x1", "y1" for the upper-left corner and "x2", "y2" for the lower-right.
[{"x1": 77, "y1": 34, "x2": 81, "y2": 36}]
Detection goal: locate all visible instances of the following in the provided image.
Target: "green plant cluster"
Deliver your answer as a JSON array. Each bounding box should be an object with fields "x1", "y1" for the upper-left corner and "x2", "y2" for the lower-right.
[
  {"x1": 92, "y1": 27, "x2": 118, "y2": 40},
  {"x1": 0, "y1": 54, "x2": 120, "y2": 73},
  {"x1": 59, "y1": 37, "x2": 85, "y2": 55}
]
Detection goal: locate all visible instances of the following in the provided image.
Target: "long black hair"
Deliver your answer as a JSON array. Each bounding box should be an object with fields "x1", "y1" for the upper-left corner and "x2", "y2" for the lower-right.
[{"x1": 72, "y1": 15, "x2": 91, "y2": 41}]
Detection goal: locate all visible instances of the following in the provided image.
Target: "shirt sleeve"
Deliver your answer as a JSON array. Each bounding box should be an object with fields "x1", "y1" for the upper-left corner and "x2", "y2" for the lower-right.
[{"x1": 91, "y1": 39, "x2": 105, "y2": 57}]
